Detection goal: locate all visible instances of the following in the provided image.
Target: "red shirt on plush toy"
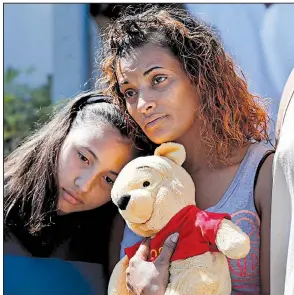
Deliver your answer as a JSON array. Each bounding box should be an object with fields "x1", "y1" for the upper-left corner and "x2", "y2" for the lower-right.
[{"x1": 125, "y1": 205, "x2": 231, "y2": 262}]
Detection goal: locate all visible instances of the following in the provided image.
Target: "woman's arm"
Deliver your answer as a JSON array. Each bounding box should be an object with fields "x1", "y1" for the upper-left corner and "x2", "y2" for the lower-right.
[
  {"x1": 254, "y1": 153, "x2": 274, "y2": 295},
  {"x1": 108, "y1": 213, "x2": 126, "y2": 275}
]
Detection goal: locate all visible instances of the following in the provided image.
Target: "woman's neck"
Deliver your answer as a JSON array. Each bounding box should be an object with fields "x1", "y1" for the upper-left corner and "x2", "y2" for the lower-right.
[
  {"x1": 176, "y1": 127, "x2": 250, "y2": 176},
  {"x1": 176, "y1": 129, "x2": 251, "y2": 209},
  {"x1": 177, "y1": 127, "x2": 250, "y2": 175},
  {"x1": 177, "y1": 127, "x2": 215, "y2": 174}
]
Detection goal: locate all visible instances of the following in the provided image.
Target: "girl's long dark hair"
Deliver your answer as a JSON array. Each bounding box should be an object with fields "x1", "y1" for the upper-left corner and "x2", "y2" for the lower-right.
[{"x1": 4, "y1": 92, "x2": 155, "y2": 258}]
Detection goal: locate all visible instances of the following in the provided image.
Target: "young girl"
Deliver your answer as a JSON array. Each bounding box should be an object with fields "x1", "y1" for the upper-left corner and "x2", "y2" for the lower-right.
[
  {"x1": 4, "y1": 92, "x2": 154, "y2": 295},
  {"x1": 100, "y1": 5, "x2": 274, "y2": 295}
]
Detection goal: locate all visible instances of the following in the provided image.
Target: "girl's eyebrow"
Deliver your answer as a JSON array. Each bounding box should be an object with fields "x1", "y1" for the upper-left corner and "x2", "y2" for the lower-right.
[
  {"x1": 84, "y1": 146, "x2": 97, "y2": 160},
  {"x1": 110, "y1": 171, "x2": 119, "y2": 176}
]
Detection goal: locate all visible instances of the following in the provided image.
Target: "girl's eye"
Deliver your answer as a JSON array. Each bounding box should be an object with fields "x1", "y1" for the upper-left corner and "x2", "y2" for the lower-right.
[
  {"x1": 104, "y1": 176, "x2": 114, "y2": 185},
  {"x1": 124, "y1": 89, "x2": 137, "y2": 99},
  {"x1": 153, "y1": 76, "x2": 167, "y2": 85},
  {"x1": 78, "y1": 152, "x2": 89, "y2": 164}
]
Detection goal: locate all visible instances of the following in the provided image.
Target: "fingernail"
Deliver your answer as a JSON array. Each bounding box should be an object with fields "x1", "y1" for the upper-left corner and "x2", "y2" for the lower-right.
[{"x1": 171, "y1": 232, "x2": 179, "y2": 243}]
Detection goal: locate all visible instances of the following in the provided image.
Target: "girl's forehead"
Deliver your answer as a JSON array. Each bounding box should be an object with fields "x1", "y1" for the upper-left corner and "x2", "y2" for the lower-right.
[
  {"x1": 77, "y1": 122, "x2": 133, "y2": 144},
  {"x1": 66, "y1": 125, "x2": 114, "y2": 148}
]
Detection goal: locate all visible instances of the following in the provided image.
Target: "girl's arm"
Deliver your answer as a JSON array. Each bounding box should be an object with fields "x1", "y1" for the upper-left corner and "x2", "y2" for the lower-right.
[
  {"x1": 254, "y1": 153, "x2": 274, "y2": 295},
  {"x1": 108, "y1": 213, "x2": 126, "y2": 276}
]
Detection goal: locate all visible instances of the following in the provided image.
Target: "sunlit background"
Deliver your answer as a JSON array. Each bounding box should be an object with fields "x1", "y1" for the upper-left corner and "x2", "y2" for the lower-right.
[{"x1": 4, "y1": 3, "x2": 294, "y2": 155}]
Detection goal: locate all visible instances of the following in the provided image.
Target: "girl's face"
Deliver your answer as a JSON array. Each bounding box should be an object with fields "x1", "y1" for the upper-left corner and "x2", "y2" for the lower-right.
[
  {"x1": 57, "y1": 123, "x2": 134, "y2": 214},
  {"x1": 116, "y1": 43, "x2": 199, "y2": 145}
]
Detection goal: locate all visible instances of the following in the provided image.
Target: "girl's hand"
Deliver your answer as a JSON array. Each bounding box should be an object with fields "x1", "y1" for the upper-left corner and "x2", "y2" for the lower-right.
[{"x1": 126, "y1": 233, "x2": 179, "y2": 295}]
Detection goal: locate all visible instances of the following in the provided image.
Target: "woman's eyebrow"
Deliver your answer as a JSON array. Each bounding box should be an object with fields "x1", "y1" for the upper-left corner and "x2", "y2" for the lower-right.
[
  {"x1": 119, "y1": 66, "x2": 164, "y2": 85},
  {"x1": 143, "y1": 66, "x2": 163, "y2": 76}
]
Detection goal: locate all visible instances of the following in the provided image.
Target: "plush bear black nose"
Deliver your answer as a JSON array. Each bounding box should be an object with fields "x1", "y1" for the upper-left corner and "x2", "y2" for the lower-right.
[{"x1": 117, "y1": 194, "x2": 131, "y2": 210}]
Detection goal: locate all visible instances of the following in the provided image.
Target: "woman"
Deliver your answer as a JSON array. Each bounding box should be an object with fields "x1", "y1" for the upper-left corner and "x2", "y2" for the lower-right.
[
  {"x1": 4, "y1": 92, "x2": 154, "y2": 295},
  {"x1": 100, "y1": 5, "x2": 274, "y2": 295}
]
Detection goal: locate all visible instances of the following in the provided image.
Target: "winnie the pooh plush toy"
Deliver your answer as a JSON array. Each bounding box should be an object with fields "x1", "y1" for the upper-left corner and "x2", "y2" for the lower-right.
[{"x1": 109, "y1": 142, "x2": 250, "y2": 295}]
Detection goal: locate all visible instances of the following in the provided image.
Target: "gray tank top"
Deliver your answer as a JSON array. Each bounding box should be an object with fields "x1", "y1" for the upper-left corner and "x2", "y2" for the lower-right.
[
  {"x1": 205, "y1": 143, "x2": 272, "y2": 294},
  {"x1": 121, "y1": 143, "x2": 273, "y2": 295}
]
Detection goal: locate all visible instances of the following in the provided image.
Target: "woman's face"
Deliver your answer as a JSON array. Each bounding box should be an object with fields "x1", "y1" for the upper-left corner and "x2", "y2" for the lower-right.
[
  {"x1": 57, "y1": 123, "x2": 134, "y2": 214},
  {"x1": 116, "y1": 43, "x2": 199, "y2": 144}
]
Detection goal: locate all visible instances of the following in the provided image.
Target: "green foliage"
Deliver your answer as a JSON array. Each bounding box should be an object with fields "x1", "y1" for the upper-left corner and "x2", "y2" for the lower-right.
[{"x1": 4, "y1": 67, "x2": 54, "y2": 156}]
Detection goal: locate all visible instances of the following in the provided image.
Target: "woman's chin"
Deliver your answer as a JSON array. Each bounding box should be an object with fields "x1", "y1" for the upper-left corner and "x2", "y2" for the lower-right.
[
  {"x1": 146, "y1": 132, "x2": 173, "y2": 145},
  {"x1": 145, "y1": 126, "x2": 181, "y2": 145}
]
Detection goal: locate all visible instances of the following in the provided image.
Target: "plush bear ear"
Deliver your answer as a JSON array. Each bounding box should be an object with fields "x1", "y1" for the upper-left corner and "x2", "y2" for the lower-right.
[{"x1": 154, "y1": 142, "x2": 186, "y2": 166}]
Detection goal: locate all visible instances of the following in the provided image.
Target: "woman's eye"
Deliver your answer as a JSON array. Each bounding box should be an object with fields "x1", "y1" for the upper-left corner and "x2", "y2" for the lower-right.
[
  {"x1": 78, "y1": 152, "x2": 89, "y2": 164},
  {"x1": 124, "y1": 89, "x2": 137, "y2": 99},
  {"x1": 153, "y1": 76, "x2": 167, "y2": 85},
  {"x1": 104, "y1": 176, "x2": 114, "y2": 185}
]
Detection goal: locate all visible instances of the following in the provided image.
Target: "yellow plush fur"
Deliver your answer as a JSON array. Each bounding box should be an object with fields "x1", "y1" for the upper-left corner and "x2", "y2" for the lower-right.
[{"x1": 109, "y1": 142, "x2": 250, "y2": 295}]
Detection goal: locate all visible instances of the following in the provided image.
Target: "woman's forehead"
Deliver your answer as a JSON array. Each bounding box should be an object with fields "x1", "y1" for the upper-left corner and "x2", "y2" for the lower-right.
[{"x1": 116, "y1": 44, "x2": 180, "y2": 78}]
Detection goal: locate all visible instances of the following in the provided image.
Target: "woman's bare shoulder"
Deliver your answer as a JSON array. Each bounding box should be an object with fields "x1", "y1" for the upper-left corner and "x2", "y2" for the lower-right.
[{"x1": 254, "y1": 153, "x2": 274, "y2": 215}]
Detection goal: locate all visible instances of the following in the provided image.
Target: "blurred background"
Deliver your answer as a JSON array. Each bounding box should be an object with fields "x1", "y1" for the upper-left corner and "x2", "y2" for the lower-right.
[{"x1": 4, "y1": 3, "x2": 294, "y2": 155}]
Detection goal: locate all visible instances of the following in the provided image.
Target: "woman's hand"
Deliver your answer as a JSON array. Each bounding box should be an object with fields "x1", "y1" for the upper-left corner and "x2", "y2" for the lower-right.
[{"x1": 126, "y1": 233, "x2": 179, "y2": 295}]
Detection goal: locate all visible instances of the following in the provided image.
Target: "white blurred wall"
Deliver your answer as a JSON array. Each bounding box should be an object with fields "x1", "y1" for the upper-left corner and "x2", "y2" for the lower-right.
[
  {"x1": 4, "y1": 4, "x2": 53, "y2": 87},
  {"x1": 4, "y1": 3, "x2": 96, "y2": 102}
]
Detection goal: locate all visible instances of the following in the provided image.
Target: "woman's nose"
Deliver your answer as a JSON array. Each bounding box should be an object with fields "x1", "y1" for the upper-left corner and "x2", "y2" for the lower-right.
[{"x1": 137, "y1": 92, "x2": 156, "y2": 114}]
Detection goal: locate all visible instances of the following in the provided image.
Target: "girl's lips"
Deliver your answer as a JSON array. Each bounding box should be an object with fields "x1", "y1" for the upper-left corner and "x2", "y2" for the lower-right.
[{"x1": 62, "y1": 189, "x2": 83, "y2": 205}]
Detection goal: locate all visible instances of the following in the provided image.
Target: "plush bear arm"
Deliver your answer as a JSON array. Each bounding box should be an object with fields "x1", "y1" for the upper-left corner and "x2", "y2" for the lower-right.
[
  {"x1": 215, "y1": 219, "x2": 250, "y2": 259},
  {"x1": 108, "y1": 255, "x2": 131, "y2": 295}
]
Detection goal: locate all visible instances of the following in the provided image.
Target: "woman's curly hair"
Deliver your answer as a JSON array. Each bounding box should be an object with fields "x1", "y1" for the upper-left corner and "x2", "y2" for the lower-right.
[{"x1": 98, "y1": 5, "x2": 271, "y2": 164}]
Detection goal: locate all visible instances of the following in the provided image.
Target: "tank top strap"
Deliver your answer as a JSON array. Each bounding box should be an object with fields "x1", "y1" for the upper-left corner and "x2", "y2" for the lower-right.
[
  {"x1": 208, "y1": 143, "x2": 274, "y2": 212},
  {"x1": 239, "y1": 143, "x2": 275, "y2": 189}
]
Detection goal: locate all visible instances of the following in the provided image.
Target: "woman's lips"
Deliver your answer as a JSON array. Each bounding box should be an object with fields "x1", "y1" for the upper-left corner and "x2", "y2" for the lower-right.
[{"x1": 145, "y1": 115, "x2": 167, "y2": 128}]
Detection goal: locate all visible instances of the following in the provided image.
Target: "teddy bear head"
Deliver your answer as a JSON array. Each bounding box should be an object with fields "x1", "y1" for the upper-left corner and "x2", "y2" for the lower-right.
[{"x1": 111, "y1": 142, "x2": 196, "y2": 237}]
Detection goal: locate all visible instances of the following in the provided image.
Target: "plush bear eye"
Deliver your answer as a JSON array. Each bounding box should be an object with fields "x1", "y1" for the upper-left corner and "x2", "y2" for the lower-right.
[{"x1": 143, "y1": 181, "x2": 150, "y2": 187}]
